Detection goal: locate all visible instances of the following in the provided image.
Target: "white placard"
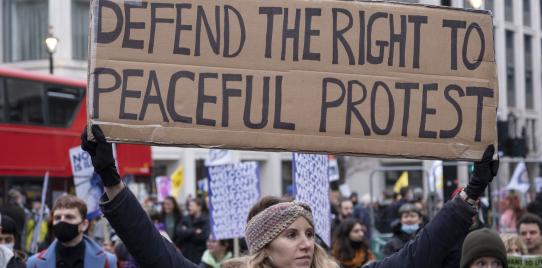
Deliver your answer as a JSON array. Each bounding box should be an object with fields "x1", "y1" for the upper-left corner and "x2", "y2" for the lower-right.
[
  {"x1": 205, "y1": 149, "x2": 236, "y2": 167},
  {"x1": 293, "y1": 153, "x2": 331, "y2": 246},
  {"x1": 69, "y1": 147, "x2": 94, "y2": 177},
  {"x1": 208, "y1": 162, "x2": 260, "y2": 239}
]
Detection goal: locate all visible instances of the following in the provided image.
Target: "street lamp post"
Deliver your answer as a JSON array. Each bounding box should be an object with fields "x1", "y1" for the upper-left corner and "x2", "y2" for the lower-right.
[
  {"x1": 44, "y1": 26, "x2": 59, "y2": 74},
  {"x1": 468, "y1": 0, "x2": 483, "y2": 9}
]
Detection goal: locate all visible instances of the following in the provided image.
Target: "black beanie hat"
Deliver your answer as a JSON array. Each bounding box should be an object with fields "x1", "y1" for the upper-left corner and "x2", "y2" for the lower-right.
[{"x1": 460, "y1": 228, "x2": 507, "y2": 268}]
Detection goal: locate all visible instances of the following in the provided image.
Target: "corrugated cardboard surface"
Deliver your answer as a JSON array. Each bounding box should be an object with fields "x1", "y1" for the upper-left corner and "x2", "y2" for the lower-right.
[{"x1": 88, "y1": 0, "x2": 498, "y2": 160}]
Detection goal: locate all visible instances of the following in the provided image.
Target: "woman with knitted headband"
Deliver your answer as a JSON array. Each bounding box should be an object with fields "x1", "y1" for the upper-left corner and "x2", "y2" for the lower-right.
[
  {"x1": 82, "y1": 125, "x2": 499, "y2": 268},
  {"x1": 221, "y1": 196, "x2": 339, "y2": 268}
]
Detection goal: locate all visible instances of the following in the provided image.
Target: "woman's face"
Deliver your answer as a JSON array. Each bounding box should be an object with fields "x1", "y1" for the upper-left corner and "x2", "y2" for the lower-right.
[
  {"x1": 266, "y1": 217, "x2": 315, "y2": 268},
  {"x1": 163, "y1": 199, "x2": 174, "y2": 214},
  {"x1": 507, "y1": 243, "x2": 521, "y2": 256},
  {"x1": 348, "y1": 223, "x2": 365, "y2": 242},
  {"x1": 189, "y1": 201, "x2": 201, "y2": 215},
  {"x1": 207, "y1": 235, "x2": 227, "y2": 255}
]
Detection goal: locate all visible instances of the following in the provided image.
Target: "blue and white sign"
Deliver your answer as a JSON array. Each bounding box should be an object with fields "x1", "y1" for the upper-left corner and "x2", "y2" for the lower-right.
[
  {"x1": 69, "y1": 146, "x2": 103, "y2": 219},
  {"x1": 208, "y1": 162, "x2": 260, "y2": 239},
  {"x1": 69, "y1": 146, "x2": 94, "y2": 177},
  {"x1": 205, "y1": 149, "x2": 236, "y2": 166},
  {"x1": 293, "y1": 153, "x2": 331, "y2": 246}
]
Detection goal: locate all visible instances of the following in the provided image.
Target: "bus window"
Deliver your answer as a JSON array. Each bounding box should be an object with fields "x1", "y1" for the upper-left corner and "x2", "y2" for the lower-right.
[
  {"x1": 6, "y1": 78, "x2": 45, "y2": 125},
  {"x1": 47, "y1": 86, "x2": 83, "y2": 127}
]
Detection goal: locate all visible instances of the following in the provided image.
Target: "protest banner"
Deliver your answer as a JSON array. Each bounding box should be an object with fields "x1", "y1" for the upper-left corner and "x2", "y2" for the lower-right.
[
  {"x1": 88, "y1": 0, "x2": 497, "y2": 160},
  {"x1": 328, "y1": 155, "x2": 340, "y2": 182},
  {"x1": 69, "y1": 146, "x2": 104, "y2": 219},
  {"x1": 293, "y1": 153, "x2": 331, "y2": 246},
  {"x1": 508, "y1": 255, "x2": 542, "y2": 268},
  {"x1": 208, "y1": 161, "x2": 260, "y2": 239},
  {"x1": 155, "y1": 176, "x2": 171, "y2": 202},
  {"x1": 69, "y1": 146, "x2": 95, "y2": 177}
]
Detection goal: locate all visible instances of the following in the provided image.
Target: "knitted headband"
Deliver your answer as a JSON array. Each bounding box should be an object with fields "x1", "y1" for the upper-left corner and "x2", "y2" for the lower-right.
[{"x1": 245, "y1": 201, "x2": 314, "y2": 254}]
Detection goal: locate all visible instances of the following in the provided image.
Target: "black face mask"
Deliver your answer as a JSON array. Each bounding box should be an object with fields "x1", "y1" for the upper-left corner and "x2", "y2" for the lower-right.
[{"x1": 53, "y1": 221, "x2": 81, "y2": 243}]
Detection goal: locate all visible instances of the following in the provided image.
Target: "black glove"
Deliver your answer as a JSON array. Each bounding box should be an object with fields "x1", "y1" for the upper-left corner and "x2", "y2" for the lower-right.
[
  {"x1": 81, "y1": 125, "x2": 121, "y2": 187},
  {"x1": 464, "y1": 145, "x2": 499, "y2": 200}
]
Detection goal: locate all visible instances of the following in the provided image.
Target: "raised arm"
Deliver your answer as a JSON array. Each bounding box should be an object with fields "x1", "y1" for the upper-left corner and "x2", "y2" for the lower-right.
[
  {"x1": 365, "y1": 145, "x2": 498, "y2": 268},
  {"x1": 82, "y1": 125, "x2": 198, "y2": 268}
]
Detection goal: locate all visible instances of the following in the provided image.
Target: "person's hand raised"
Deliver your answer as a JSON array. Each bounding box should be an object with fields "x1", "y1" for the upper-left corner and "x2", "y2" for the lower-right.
[
  {"x1": 464, "y1": 145, "x2": 499, "y2": 200},
  {"x1": 81, "y1": 125, "x2": 121, "y2": 187}
]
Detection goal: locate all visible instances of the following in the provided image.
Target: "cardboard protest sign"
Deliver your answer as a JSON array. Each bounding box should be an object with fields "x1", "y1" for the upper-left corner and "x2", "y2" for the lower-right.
[
  {"x1": 293, "y1": 153, "x2": 331, "y2": 246},
  {"x1": 208, "y1": 161, "x2": 260, "y2": 239},
  {"x1": 88, "y1": 0, "x2": 497, "y2": 160},
  {"x1": 508, "y1": 256, "x2": 542, "y2": 268}
]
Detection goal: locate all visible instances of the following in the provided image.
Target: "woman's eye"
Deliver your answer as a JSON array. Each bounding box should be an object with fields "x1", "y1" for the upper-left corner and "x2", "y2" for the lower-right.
[
  {"x1": 287, "y1": 231, "x2": 297, "y2": 239},
  {"x1": 306, "y1": 231, "x2": 314, "y2": 238}
]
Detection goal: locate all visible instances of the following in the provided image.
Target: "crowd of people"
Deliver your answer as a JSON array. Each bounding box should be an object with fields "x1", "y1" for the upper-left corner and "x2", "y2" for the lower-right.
[{"x1": 0, "y1": 125, "x2": 540, "y2": 268}]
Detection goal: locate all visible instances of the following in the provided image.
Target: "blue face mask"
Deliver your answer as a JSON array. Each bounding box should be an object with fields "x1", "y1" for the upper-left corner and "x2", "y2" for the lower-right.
[{"x1": 401, "y1": 223, "x2": 419, "y2": 234}]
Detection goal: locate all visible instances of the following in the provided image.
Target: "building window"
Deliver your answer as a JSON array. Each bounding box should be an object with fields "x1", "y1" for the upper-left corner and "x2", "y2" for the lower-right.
[
  {"x1": 524, "y1": 35, "x2": 533, "y2": 109},
  {"x1": 2, "y1": 0, "x2": 49, "y2": 62},
  {"x1": 484, "y1": 0, "x2": 494, "y2": 12},
  {"x1": 388, "y1": 0, "x2": 419, "y2": 3},
  {"x1": 505, "y1": 0, "x2": 514, "y2": 22},
  {"x1": 506, "y1": 31, "x2": 515, "y2": 107},
  {"x1": 526, "y1": 119, "x2": 537, "y2": 153},
  {"x1": 523, "y1": 0, "x2": 531, "y2": 26},
  {"x1": 72, "y1": 0, "x2": 90, "y2": 60}
]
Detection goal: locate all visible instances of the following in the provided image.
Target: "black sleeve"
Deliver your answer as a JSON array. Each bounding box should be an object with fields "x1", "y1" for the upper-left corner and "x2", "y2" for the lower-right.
[
  {"x1": 364, "y1": 197, "x2": 476, "y2": 268},
  {"x1": 100, "y1": 187, "x2": 198, "y2": 268}
]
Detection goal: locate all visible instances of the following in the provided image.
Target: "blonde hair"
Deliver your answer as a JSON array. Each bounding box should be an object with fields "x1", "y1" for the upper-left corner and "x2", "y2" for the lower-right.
[
  {"x1": 222, "y1": 244, "x2": 339, "y2": 268},
  {"x1": 502, "y1": 234, "x2": 528, "y2": 255}
]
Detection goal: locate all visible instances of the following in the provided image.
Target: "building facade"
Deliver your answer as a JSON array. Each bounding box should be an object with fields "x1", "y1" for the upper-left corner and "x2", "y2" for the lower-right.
[{"x1": 1, "y1": 0, "x2": 541, "y2": 202}]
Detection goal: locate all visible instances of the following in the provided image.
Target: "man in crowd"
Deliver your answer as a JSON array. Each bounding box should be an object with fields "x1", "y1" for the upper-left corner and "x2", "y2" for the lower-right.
[
  {"x1": 332, "y1": 198, "x2": 354, "y2": 232},
  {"x1": 0, "y1": 189, "x2": 27, "y2": 236},
  {"x1": 517, "y1": 213, "x2": 542, "y2": 255},
  {"x1": 27, "y1": 195, "x2": 117, "y2": 268}
]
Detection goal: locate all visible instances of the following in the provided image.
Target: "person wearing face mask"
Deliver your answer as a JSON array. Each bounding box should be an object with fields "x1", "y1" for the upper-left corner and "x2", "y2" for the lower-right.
[
  {"x1": 382, "y1": 203, "x2": 422, "y2": 257},
  {"x1": 26, "y1": 195, "x2": 117, "y2": 268},
  {"x1": 0, "y1": 214, "x2": 26, "y2": 268},
  {"x1": 331, "y1": 218, "x2": 374, "y2": 268}
]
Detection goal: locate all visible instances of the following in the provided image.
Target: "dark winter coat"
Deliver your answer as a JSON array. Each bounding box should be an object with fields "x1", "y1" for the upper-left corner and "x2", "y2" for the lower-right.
[
  {"x1": 364, "y1": 197, "x2": 477, "y2": 268},
  {"x1": 101, "y1": 187, "x2": 475, "y2": 268},
  {"x1": 175, "y1": 214, "x2": 210, "y2": 263},
  {"x1": 527, "y1": 193, "x2": 542, "y2": 220},
  {"x1": 382, "y1": 220, "x2": 416, "y2": 257},
  {"x1": 100, "y1": 188, "x2": 198, "y2": 268}
]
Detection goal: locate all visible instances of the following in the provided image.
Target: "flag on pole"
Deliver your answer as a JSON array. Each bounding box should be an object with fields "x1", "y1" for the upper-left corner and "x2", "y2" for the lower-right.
[
  {"x1": 170, "y1": 166, "x2": 184, "y2": 199},
  {"x1": 393, "y1": 171, "x2": 409, "y2": 194}
]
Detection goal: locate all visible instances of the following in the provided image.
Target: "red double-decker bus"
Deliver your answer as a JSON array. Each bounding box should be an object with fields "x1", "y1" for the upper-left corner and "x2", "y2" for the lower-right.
[{"x1": 0, "y1": 67, "x2": 152, "y2": 202}]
